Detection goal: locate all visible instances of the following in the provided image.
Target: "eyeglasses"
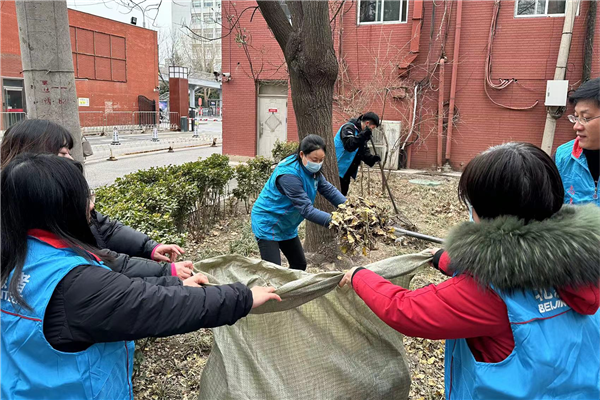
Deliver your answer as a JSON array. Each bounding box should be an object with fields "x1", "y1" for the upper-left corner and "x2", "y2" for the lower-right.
[
  {"x1": 567, "y1": 115, "x2": 600, "y2": 125},
  {"x1": 89, "y1": 189, "x2": 96, "y2": 203}
]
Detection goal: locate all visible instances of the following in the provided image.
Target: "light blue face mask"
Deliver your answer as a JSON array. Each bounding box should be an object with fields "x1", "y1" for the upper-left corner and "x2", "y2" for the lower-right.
[
  {"x1": 305, "y1": 160, "x2": 323, "y2": 174},
  {"x1": 467, "y1": 203, "x2": 474, "y2": 222}
]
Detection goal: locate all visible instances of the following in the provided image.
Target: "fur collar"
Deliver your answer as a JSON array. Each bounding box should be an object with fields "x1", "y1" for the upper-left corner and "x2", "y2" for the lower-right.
[{"x1": 445, "y1": 205, "x2": 600, "y2": 291}]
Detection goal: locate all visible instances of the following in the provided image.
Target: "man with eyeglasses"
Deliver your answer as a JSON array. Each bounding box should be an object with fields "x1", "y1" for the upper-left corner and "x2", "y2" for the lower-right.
[{"x1": 554, "y1": 78, "x2": 600, "y2": 206}]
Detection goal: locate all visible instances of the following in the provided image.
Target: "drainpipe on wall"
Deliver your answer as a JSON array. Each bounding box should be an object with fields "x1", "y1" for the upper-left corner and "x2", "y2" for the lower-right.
[
  {"x1": 582, "y1": 0, "x2": 597, "y2": 83},
  {"x1": 437, "y1": 58, "x2": 446, "y2": 169},
  {"x1": 444, "y1": 0, "x2": 463, "y2": 167},
  {"x1": 540, "y1": 0, "x2": 579, "y2": 155},
  {"x1": 398, "y1": 0, "x2": 424, "y2": 76}
]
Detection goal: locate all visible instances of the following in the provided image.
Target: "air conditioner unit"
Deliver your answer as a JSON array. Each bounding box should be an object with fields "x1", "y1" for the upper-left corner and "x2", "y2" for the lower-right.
[{"x1": 371, "y1": 120, "x2": 401, "y2": 170}]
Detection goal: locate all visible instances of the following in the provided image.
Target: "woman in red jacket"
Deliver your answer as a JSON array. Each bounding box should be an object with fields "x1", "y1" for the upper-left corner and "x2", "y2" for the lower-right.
[{"x1": 340, "y1": 142, "x2": 600, "y2": 399}]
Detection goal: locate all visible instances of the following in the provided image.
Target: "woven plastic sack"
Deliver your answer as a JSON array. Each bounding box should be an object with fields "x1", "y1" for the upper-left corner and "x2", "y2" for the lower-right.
[{"x1": 195, "y1": 252, "x2": 431, "y2": 400}]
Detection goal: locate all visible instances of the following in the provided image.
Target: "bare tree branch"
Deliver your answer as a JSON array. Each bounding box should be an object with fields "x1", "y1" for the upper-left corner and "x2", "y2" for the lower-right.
[{"x1": 256, "y1": 1, "x2": 293, "y2": 51}]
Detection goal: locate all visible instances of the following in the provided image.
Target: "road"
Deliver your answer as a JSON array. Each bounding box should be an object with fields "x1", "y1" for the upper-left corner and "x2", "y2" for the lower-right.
[{"x1": 85, "y1": 145, "x2": 223, "y2": 188}]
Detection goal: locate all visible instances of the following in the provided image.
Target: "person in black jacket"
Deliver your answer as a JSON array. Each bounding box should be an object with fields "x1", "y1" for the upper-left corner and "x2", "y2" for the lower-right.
[
  {"x1": 334, "y1": 112, "x2": 382, "y2": 196},
  {"x1": 1, "y1": 119, "x2": 191, "y2": 272},
  {"x1": 0, "y1": 153, "x2": 280, "y2": 392}
]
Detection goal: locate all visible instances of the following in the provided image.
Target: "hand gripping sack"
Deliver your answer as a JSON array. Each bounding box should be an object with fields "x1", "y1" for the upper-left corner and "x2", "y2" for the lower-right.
[{"x1": 195, "y1": 252, "x2": 430, "y2": 400}]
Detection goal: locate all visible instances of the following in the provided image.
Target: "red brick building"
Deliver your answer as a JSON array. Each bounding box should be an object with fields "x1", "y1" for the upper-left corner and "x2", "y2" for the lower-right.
[
  {"x1": 1, "y1": 1, "x2": 158, "y2": 128},
  {"x1": 222, "y1": 0, "x2": 599, "y2": 170}
]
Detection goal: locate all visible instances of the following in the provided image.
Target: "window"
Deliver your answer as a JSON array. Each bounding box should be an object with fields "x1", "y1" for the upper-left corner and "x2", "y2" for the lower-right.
[
  {"x1": 358, "y1": 0, "x2": 408, "y2": 24},
  {"x1": 205, "y1": 2, "x2": 213, "y2": 8},
  {"x1": 515, "y1": 0, "x2": 567, "y2": 16},
  {"x1": 192, "y1": 0, "x2": 201, "y2": 7},
  {"x1": 70, "y1": 27, "x2": 126, "y2": 82},
  {"x1": 191, "y1": 15, "x2": 202, "y2": 24},
  {"x1": 204, "y1": 12, "x2": 212, "y2": 22}
]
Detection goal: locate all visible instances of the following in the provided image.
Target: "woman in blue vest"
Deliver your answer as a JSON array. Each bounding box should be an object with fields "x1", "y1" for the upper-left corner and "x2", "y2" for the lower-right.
[
  {"x1": 340, "y1": 143, "x2": 600, "y2": 399},
  {"x1": 1, "y1": 154, "x2": 280, "y2": 400},
  {"x1": 252, "y1": 135, "x2": 346, "y2": 270}
]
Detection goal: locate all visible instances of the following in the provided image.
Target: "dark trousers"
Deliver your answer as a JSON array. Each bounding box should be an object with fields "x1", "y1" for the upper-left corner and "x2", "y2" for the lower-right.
[
  {"x1": 340, "y1": 174, "x2": 352, "y2": 196},
  {"x1": 256, "y1": 236, "x2": 307, "y2": 271}
]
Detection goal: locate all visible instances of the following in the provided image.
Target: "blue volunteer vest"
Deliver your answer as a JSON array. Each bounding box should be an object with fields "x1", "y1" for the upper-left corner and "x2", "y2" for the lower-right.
[
  {"x1": 1, "y1": 237, "x2": 135, "y2": 400},
  {"x1": 555, "y1": 139, "x2": 599, "y2": 206},
  {"x1": 444, "y1": 286, "x2": 600, "y2": 399},
  {"x1": 252, "y1": 155, "x2": 318, "y2": 241},
  {"x1": 335, "y1": 123, "x2": 359, "y2": 178}
]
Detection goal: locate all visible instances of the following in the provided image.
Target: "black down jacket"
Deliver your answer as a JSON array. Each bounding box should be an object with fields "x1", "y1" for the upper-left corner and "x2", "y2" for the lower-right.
[
  {"x1": 44, "y1": 263, "x2": 253, "y2": 352},
  {"x1": 98, "y1": 249, "x2": 174, "y2": 278},
  {"x1": 90, "y1": 210, "x2": 159, "y2": 260}
]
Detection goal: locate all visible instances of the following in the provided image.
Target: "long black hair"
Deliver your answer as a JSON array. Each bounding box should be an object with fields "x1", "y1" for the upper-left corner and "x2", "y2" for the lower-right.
[
  {"x1": 296, "y1": 134, "x2": 327, "y2": 160},
  {"x1": 1, "y1": 154, "x2": 106, "y2": 309},
  {"x1": 458, "y1": 142, "x2": 564, "y2": 223},
  {"x1": 1, "y1": 119, "x2": 74, "y2": 169}
]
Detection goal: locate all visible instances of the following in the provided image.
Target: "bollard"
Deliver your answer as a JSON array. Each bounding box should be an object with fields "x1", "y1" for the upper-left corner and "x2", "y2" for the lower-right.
[
  {"x1": 111, "y1": 127, "x2": 121, "y2": 145},
  {"x1": 107, "y1": 148, "x2": 117, "y2": 161},
  {"x1": 193, "y1": 124, "x2": 199, "y2": 138},
  {"x1": 152, "y1": 126, "x2": 159, "y2": 142}
]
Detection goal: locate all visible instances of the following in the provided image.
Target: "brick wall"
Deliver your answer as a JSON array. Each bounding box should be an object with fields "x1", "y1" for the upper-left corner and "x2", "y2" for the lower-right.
[
  {"x1": 0, "y1": 2, "x2": 158, "y2": 116},
  {"x1": 222, "y1": 0, "x2": 600, "y2": 169}
]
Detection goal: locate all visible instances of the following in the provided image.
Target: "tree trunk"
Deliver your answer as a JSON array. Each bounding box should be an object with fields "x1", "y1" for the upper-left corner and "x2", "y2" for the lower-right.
[
  {"x1": 257, "y1": 1, "x2": 339, "y2": 253},
  {"x1": 15, "y1": 0, "x2": 83, "y2": 162}
]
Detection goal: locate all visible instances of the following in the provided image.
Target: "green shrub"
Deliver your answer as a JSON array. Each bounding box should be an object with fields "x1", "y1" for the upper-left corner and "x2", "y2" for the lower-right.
[
  {"x1": 271, "y1": 139, "x2": 298, "y2": 163},
  {"x1": 232, "y1": 156, "x2": 273, "y2": 213},
  {"x1": 95, "y1": 154, "x2": 234, "y2": 245}
]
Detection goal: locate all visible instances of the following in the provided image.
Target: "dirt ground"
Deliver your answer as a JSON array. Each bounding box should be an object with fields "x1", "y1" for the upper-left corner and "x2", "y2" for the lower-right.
[{"x1": 133, "y1": 170, "x2": 466, "y2": 400}]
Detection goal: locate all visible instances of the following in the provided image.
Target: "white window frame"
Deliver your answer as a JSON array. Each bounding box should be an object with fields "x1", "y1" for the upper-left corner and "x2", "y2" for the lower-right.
[
  {"x1": 357, "y1": 0, "x2": 409, "y2": 25},
  {"x1": 514, "y1": 0, "x2": 580, "y2": 18}
]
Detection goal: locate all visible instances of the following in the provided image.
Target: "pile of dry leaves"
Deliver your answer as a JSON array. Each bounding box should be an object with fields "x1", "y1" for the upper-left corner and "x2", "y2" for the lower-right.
[{"x1": 329, "y1": 197, "x2": 398, "y2": 256}]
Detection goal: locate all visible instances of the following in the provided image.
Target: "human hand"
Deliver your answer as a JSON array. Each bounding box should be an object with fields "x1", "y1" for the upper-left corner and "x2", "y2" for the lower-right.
[
  {"x1": 152, "y1": 244, "x2": 184, "y2": 262},
  {"x1": 428, "y1": 248, "x2": 441, "y2": 256},
  {"x1": 174, "y1": 261, "x2": 194, "y2": 279},
  {"x1": 372, "y1": 155, "x2": 381, "y2": 164},
  {"x1": 183, "y1": 273, "x2": 209, "y2": 287},
  {"x1": 251, "y1": 286, "x2": 282, "y2": 309},
  {"x1": 339, "y1": 267, "x2": 359, "y2": 288},
  {"x1": 362, "y1": 128, "x2": 373, "y2": 141}
]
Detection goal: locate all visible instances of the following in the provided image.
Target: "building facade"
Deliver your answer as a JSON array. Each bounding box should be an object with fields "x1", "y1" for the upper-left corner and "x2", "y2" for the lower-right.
[
  {"x1": 1, "y1": 1, "x2": 159, "y2": 129},
  {"x1": 221, "y1": 0, "x2": 600, "y2": 170}
]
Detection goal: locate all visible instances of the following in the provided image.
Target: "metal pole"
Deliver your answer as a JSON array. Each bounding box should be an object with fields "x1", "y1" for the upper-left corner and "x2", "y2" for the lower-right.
[{"x1": 392, "y1": 227, "x2": 444, "y2": 244}]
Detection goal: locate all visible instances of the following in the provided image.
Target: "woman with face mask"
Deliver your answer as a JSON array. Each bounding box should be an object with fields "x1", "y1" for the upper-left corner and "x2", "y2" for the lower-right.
[{"x1": 251, "y1": 135, "x2": 346, "y2": 270}]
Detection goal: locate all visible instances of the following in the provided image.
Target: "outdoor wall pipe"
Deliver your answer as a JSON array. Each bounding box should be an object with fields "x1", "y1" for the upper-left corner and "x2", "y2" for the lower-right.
[
  {"x1": 437, "y1": 58, "x2": 445, "y2": 168},
  {"x1": 398, "y1": 0, "x2": 424, "y2": 76},
  {"x1": 445, "y1": 0, "x2": 463, "y2": 163}
]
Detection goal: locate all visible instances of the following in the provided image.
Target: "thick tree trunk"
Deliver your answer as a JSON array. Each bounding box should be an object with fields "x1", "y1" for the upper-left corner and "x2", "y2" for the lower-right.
[
  {"x1": 258, "y1": 1, "x2": 339, "y2": 253},
  {"x1": 15, "y1": 0, "x2": 83, "y2": 162}
]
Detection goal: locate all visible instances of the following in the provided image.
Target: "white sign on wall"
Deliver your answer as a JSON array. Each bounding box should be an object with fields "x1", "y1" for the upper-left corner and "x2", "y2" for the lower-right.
[{"x1": 78, "y1": 98, "x2": 90, "y2": 107}]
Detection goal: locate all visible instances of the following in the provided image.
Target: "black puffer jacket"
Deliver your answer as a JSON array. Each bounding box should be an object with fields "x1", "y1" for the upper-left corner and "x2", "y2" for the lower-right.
[
  {"x1": 44, "y1": 263, "x2": 253, "y2": 352},
  {"x1": 340, "y1": 119, "x2": 380, "y2": 179},
  {"x1": 90, "y1": 210, "x2": 159, "y2": 259},
  {"x1": 98, "y1": 249, "x2": 173, "y2": 278}
]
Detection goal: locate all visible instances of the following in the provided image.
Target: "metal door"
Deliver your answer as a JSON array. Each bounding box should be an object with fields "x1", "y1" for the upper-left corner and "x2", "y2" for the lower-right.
[{"x1": 257, "y1": 81, "x2": 287, "y2": 158}]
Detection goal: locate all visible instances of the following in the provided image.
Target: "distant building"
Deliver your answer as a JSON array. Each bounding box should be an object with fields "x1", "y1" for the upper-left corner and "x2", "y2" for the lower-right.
[{"x1": 1, "y1": 0, "x2": 159, "y2": 130}]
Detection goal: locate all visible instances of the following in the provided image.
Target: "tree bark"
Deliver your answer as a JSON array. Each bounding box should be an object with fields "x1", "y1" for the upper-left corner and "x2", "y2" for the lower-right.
[
  {"x1": 257, "y1": 1, "x2": 339, "y2": 252},
  {"x1": 15, "y1": 0, "x2": 83, "y2": 162}
]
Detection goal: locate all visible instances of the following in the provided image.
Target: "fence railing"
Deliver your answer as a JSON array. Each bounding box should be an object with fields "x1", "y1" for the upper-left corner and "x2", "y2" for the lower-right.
[
  {"x1": 79, "y1": 111, "x2": 180, "y2": 135},
  {"x1": 0, "y1": 112, "x2": 27, "y2": 132}
]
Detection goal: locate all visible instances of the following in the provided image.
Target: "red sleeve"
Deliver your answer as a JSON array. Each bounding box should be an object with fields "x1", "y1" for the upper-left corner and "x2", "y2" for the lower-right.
[
  {"x1": 438, "y1": 251, "x2": 452, "y2": 275},
  {"x1": 558, "y1": 283, "x2": 600, "y2": 315},
  {"x1": 351, "y1": 269, "x2": 509, "y2": 340}
]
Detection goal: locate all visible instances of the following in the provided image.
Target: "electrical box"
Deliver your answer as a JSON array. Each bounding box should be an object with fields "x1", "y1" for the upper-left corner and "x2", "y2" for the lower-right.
[{"x1": 545, "y1": 80, "x2": 569, "y2": 107}]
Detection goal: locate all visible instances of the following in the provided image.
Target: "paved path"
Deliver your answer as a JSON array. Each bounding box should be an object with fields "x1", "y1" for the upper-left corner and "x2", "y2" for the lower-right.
[{"x1": 85, "y1": 145, "x2": 223, "y2": 188}]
